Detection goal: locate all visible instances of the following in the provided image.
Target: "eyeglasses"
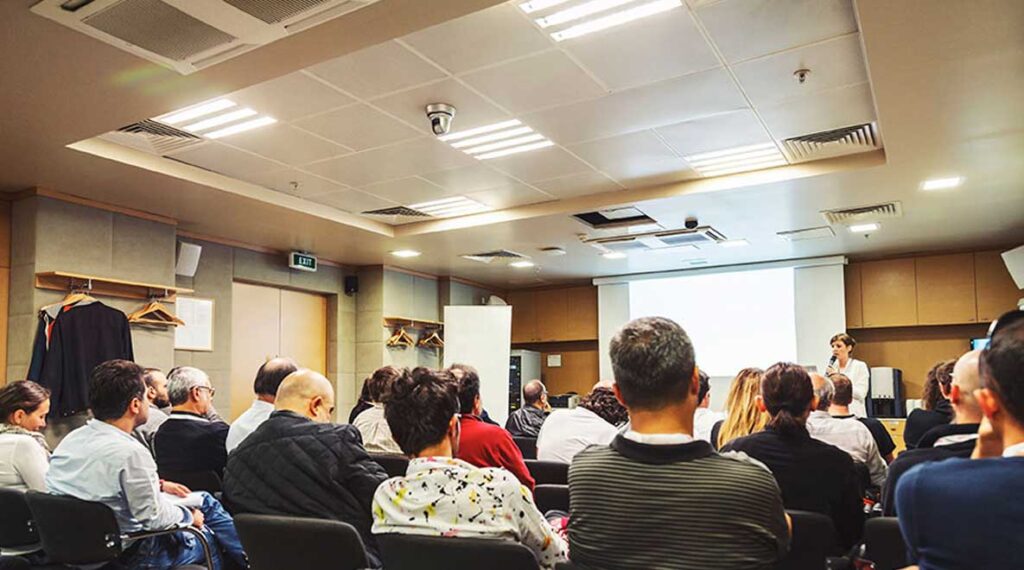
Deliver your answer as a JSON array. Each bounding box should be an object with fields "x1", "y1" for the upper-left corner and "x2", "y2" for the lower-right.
[
  {"x1": 987, "y1": 309, "x2": 1024, "y2": 342},
  {"x1": 195, "y1": 386, "x2": 216, "y2": 397}
]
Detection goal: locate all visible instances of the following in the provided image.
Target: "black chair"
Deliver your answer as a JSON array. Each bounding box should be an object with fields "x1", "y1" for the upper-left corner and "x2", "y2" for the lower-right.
[
  {"x1": 378, "y1": 534, "x2": 540, "y2": 570},
  {"x1": 159, "y1": 470, "x2": 222, "y2": 493},
  {"x1": 25, "y1": 492, "x2": 212, "y2": 569},
  {"x1": 234, "y1": 514, "x2": 368, "y2": 570},
  {"x1": 862, "y1": 517, "x2": 908, "y2": 570},
  {"x1": 778, "y1": 510, "x2": 835, "y2": 570},
  {"x1": 525, "y1": 459, "x2": 568, "y2": 485},
  {"x1": 534, "y1": 484, "x2": 569, "y2": 514},
  {"x1": 0, "y1": 489, "x2": 39, "y2": 553},
  {"x1": 513, "y1": 437, "x2": 537, "y2": 460},
  {"x1": 370, "y1": 454, "x2": 409, "y2": 478}
]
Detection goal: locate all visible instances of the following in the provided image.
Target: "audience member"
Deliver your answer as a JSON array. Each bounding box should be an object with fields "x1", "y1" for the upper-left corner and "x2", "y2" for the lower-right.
[
  {"x1": 131, "y1": 368, "x2": 171, "y2": 453},
  {"x1": 154, "y1": 366, "x2": 230, "y2": 477},
  {"x1": 353, "y1": 366, "x2": 403, "y2": 455},
  {"x1": 448, "y1": 363, "x2": 501, "y2": 425},
  {"x1": 451, "y1": 364, "x2": 535, "y2": 489},
  {"x1": 713, "y1": 367, "x2": 768, "y2": 450},
  {"x1": 806, "y1": 373, "x2": 887, "y2": 487},
  {"x1": 569, "y1": 317, "x2": 789, "y2": 569},
  {"x1": 505, "y1": 379, "x2": 548, "y2": 438},
  {"x1": 723, "y1": 363, "x2": 864, "y2": 550},
  {"x1": 693, "y1": 370, "x2": 725, "y2": 443},
  {"x1": 226, "y1": 357, "x2": 298, "y2": 452},
  {"x1": 373, "y1": 368, "x2": 567, "y2": 569},
  {"x1": 882, "y1": 350, "x2": 983, "y2": 516},
  {"x1": 829, "y1": 373, "x2": 896, "y2": 463},
  {"x1": 46, "y1": 360, "x2": 246, "y2": 570},
  {"x1": 537, "y1": 385, "x2": 626, "y2": 463},
  {"x1": 903, "y1": 359, "x2": 955, "y2": 448},
  {"x1": 0, "y1": 381, "x2": 51, "y2": 492},
  {"x1": 896, "y1": 312, "x2": 1024, "y2": 569},
  {"x1": 348, "y1": 377, "x2": 373, "y2": 424},
  {"x1": 223, "y1": 369, "x2": 388, "y2": 567}
]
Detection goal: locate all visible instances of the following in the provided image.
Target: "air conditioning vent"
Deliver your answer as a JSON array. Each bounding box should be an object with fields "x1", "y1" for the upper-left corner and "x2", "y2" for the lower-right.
[
  {"x1": 225, "y1": 0, "x2": 334, "y2": 24},
  {"x1": 99, "y1": 119, "x2": 204, "y2": 155},
  {"x1": 83, "y1": 0, "x2": 236, "y2": 61},
  {"x1": 362, "y1": 206, "x2": 431, "y2": 218},
  {"x1": 573, "y1": 206, "x2": 659, "y2": 230},
  {"x1": 777, "y1": 226, "x2": 836, "y2": 242},
  {"x1": 460, "y1": 250, "x2": 528, "y2": 264},
  {"x1": 583, "y1": 226, "x2": 726, "y2": 252},
  {"x1": 822, "y1": 201, "x2": 903, "y2": 225},
  {"x1": 782, "y1": 123, "x2": 880, "y2": 162}
]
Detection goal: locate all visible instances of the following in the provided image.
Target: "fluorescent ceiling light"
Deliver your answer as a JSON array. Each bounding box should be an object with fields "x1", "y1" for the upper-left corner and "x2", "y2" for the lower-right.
[
  {"x1": 551, "y1": 0, "x2": 682, "y2": 42},
  {"x1": 159, "y1": 99, "x2": 236, "y2": 125},
  {"x1": 477, "y1": 140, "x2": 555, "y2": 160},
  {"x1": 450, "y1": 126, "x2": 534, "y2": 149},
  {"x1": 390, "y1": 250, "x2": 421, "y2": 258},
  {"x1": 685, "y1": 142, "x2": 788, "y2": 177},
  {"x1": 409, "y1": 196, "x2": 493, "y2": 218},
  {"x1": 205, "y1": 117, "x2": 277, "y2": 139},
  {"x1": 519, "y1": 0, "x2": 572, "y2": 13},
  {"x1": 602, "y1": 251, "x2": 627, "y2": 259},
  {"x1": 465, "y1": 134, "x2": 547, "y2": 155},
  {"x1": 686, "y1": 142, "x2": 777, "y2": 162},
  {"x1": 848, "y1": 223, "x2": 880, "y2": 233},
  {"x1": 537, "y1": 0, "x2": 637, "y2": 28},
  {"x1": 438, "y1": 120, "x2": 521, "y2": 142},
  {"x1": 440, "y1": 119, "x2": 555, "y2": 161},
  {"x1": 182, "y1": 108, "x2": 257, "y2": 132},
  {"x1": 719, "y1": 239, "x2": 749, "y2": 248},
  {"x1": 698, "y1": 159, "x2": 788, "y2": 177},
  {"x1": 510, "y1": 260, "x2": 536, "y2": 268},
  {"x1": 921, "y1": 176, "x2": 963, "y2": 191}
]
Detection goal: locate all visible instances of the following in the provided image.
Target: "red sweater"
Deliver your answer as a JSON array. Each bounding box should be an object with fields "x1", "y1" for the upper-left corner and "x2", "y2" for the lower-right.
[{"x1": 457, "y1": 415, "x2": 535, "y2": 490}]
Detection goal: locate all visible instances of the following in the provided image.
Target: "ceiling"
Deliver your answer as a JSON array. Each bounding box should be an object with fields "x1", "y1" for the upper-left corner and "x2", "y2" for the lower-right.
[{"x1": 1, "y1": 0, "x2": 1022, "y2": 288}]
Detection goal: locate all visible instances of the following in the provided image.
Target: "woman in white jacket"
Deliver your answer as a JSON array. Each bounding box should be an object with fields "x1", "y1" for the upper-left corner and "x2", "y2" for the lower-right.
[{"x1": 826, "y1": 333, "x2": 870, "y2": 417}]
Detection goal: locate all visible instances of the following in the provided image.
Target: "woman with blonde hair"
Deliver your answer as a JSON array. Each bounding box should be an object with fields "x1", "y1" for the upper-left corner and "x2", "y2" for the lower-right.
[{"x1": 711, "y1": 367, "x2": 768, "y2": 450}]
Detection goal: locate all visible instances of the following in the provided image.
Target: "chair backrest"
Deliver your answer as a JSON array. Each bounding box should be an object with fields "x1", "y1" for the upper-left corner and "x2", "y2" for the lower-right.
[
  {"x1": 0, "y1": 488, "x2": 38, "y2": 549},
  {"x1": 234, "y1": 514, "x2": 369, "y2": 570},
  {"x1": 378, "y1": 533, "x2": 540, "y2": 570},
  {"x1": 778, "y1": 510, "x2": 835, "y2": 570},
  {"x1": 533, "y1": 484, "x2": 569, "y2": 514},
  {"x1": 524, "y1": 459, "x2": 568, "y2": 485},
  {"x1": 159, "y1": 469, "x2": 222, "y2": 493},
  {"x1": 513, "y1": 437, "x2": 537, "y2": 460},
  {"x1": 370, "y1": 454, "x2": 409, "y2": 478},
  {"x1": 862, "y1": 517, "x2": 908, "y2": 570},
  {"x1": 25, "y1": 492, "x2": 123, "y2": 564}
]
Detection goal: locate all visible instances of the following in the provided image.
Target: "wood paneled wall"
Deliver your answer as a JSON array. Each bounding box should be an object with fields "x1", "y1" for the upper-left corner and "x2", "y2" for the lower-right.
[
  {"x1": 514, "y1": 341, "x2": 601, "y2": 396},
  {"x1": 0, "y1": 202, "x2": 9, "y2": 385}
]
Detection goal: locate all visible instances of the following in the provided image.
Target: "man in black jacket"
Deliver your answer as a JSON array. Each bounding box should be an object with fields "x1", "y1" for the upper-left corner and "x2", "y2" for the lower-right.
[
  {"x1": 222, "y1": 369, "x2": 388, "y2": 566},
  {"x1": 505, "y1": 379, "x2": 548, "y2": 437}
]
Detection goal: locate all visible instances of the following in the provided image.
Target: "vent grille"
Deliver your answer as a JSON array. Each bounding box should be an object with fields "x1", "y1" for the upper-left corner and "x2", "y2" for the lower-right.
[
  {"x1": 461, "y1": 250, "x2": 528, "y2": 264},
  {"x1": 782, "y1": 123, "x2": 879, "y2": 162},
  {"x1": 361, "y1": 206, "x2": 431, "y2": 218},
  {"x1": 822, "y1": 201, "x2": 903, "y2": 225},
  {"x1": 102, "y1": 119, "x2": 204, "y2": 155},
  {"x1": 225, "y1": 0, "x2": 335, "y2": 24},
  {"x1": 777, "y1": 226, "x2": 836, "y2": 242},
  {"x1": 83, "y1": 0, "x2": 237, "y2": 61}
]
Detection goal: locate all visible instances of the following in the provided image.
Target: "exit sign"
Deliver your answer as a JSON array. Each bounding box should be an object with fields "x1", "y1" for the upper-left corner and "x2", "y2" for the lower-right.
[{"x1": 289, "y1": 252, "x2": 317, "y2": 272}]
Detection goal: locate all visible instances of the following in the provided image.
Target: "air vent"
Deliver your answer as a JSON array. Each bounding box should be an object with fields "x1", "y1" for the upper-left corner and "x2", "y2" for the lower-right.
[
  {"x1": 582, "y1": 226, "x2": 726, "y2": 252},
  {"x1": 460, "y1": 250, "x2": 528, "y2": 264},
  {"x1": 822, "y1": 201, "x2": 903, "y2": 225},
  {"x1": 362, "y1": 206, "x2": 431, "y2": 218},
  {"x1": 225, "y1": 0, "x2": 333, "y2": 24},
  {"x1": 782, "y1": 123, "x2": 880, "y2": 162},
  {"x1": 573, "y1": 207, "x2": 658, "y2": 230},
  {"x1": 777, "y1": 226, "x2": 836, "y2": 242},
  {"x1": 83, "y1": 0, "x2": 237, "y2": 61},
  {"x1": 99, "y1": 119, "x2": 204, "y2": 155}
]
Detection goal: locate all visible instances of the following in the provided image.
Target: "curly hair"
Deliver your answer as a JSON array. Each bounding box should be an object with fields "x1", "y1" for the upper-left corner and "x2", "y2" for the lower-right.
[
  {"x1": 385, "y1": 367, "x2": 459, "y2": 456},
  {"x1": 367, "y1": 366, "x2": 403, "y2": 403},
  {"x1": 579, "y1": 386, "x2": 628, "y2": 426},
  {"x1": 922, "y1": 359, "x2": 955, "y2": 411}
]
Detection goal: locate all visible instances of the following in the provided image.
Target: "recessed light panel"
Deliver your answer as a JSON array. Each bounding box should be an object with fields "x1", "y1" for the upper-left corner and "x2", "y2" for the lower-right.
[
  {"x1": 602, "y1": 251, "x2": 627, "y2": 259},
  {"x1": 155, "y1": 98, "x2": 276, "y2": 139},
  {"x1": 684, "y1": 143, "x2": 788, "y2": 177},
  {"x1": 921, "y1": 176, "x2": 963, "y2": 191},
  {"x1": 849, "y1": 222, "x2": 880, "y2": 233},
  {"x1": 521, "y1": 0, "x2": 683, "y2": 42},
  {"x1": 719, "y1": 239, "x2": 749, "y2": 248},
  {"x1": 390, "y1": 250, "x2": 422, "y2": 258},
  {"x1": 439, "y1": 120, "x2": 554, "y2": 160},
  {"x1": 510, "y1": 260, "x2": 536, "y2": 268},
  {"x1": 409, "y1": 196, "x2": 493, "y2": 218}
]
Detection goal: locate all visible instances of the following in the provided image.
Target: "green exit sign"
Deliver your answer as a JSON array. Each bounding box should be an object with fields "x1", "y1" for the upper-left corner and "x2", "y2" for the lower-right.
[{"x1": 289, "y1": 252, "x2": 317, "y2": 272}]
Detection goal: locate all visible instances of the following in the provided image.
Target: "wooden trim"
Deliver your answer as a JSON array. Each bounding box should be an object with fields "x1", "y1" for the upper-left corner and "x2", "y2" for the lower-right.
[
  {"x1": 177, "y1": 229, "x2": 346, "y2": 268},
  {"x1": 13, "y1": 187, "x2": 178, "y2": 226},
  {"x1": 847, "y1": 244, "x2": 1022, "y2": 263},
  {"x1": 35, "y1": 271, "x2": 193, "y2": 301}
]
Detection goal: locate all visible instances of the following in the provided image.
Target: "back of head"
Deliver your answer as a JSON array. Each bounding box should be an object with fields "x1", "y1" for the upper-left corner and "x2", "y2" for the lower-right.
[
  {"x1": 367, "y1": 366, "x2": 402, "y2": 403},
  {"x1": 697, "y1": 370, "x2": 711, "y2": 404},
  {"x1": 761, "y1": 363, "x2": 814, "y2": 437},
  {"x1": 254, "y1": 357, "x2": 299, "y2": 398},
  {"x1": 386, "y1": 367, "x2": 459, "y2": 456},
  {"x1": 980, "y1": 317, "x2": 1024, "y2": 425},
  {"x1": 0, "y1": 380, "x2": 51, "y2": 423},
  {"x1": 90, "y1": 360, "x2": 146, "y2": 421},
  {"x1": 274, "y1": 369, "x2": 335, "y2": 422},
  {"x1": 950, "y1": 350, "x2": 983, "y2": 413},
  {"x1": 579, "y1": 386, "x2": 629, "y2": 426},
  {"x1": 166, "y1": 366, "x2": 210, "y2": 406},
  {"x1": 718, "y1": 367, "x2": 767, "y2": 447},
  {"x1": 609, "y1": 317, "x2": 695, "y2": 410},
  {"x1": 141, "y1": 368, "x2": 163, "y2": 389},
  {"x1": 811, "y1": 373, "x2": 834, "y2": 411},
  {"x1": 830, "y1": 373, "x2": 854, "y2": 407},
  {"x1": 522, "y1": 379, "x2": 546, "y2": 407},
  {"x1": 451, "y1": 364, "x2": 481, "y2": 414},
  {"x1": 922, "y1": 359, "x2": 955, "y2": 411}
]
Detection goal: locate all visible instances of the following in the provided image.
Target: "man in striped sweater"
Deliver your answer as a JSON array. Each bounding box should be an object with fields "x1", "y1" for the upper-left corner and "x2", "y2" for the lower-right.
[{"x1": 568, "y1": 317, "x2": 790, "y2": 570}]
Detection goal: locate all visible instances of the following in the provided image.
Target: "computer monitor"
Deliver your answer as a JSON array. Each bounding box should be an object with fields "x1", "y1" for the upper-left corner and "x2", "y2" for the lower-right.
[{"x1": 971, "y1": 338, "x2": 990, "y2": 351}]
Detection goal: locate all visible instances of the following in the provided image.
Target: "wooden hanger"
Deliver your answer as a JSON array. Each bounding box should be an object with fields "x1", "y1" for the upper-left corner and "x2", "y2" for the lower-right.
[
  {"x1": 418, "y1": 328, "x2": 444, "y2": 349},
  {"x1": 62, "y1": 282, "x2": 97, "y2": 307},
  {"x1": 128, "y1": 300, "x2": 185, "y2": 327},
  {"x1": 386, "y1": 326, "x2": 416, "y2": 348}
]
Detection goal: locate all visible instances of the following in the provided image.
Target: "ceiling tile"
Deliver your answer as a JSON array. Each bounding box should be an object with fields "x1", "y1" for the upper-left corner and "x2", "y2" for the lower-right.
[
  {"x1": 524, "y1": 68, "x2": 747, "y2": 145},
  {"x1": 372, "y1": 78, "x2": 511, "y2": 135},
  {"x1": 485, "y1": 145, "x2": 593, "y2": 183},
  {"x1": 167, "y1": 142, "x2": 282, "y2": 179},
  {"x1": 293, "y1": 104, "x2": 421, "y2": 151},
  {"x1": 560, "y1": 8, "x2": 719, "y2": 91},
  {"x1": 460, "y1": 50, "x2": 606, "y2": 114},
  {"x1": 246, "y1": 169, "x2": 349, "y2": 198},
  {"x1": 220, "y1": 124, "x2": 348, "y2": 166},
  {"x1": 467, "y1": 182, "x2": 553, "y2": 209},
  {"x1": 305, "y1": 137, "x2": 475, "y2": 187},
  {"x1": 421, "y1": 164, "x2": 522, "y2": 193},
  {"x1": 304, "y1": 189, "x2": 397, "y2": 214},
  {"x1": 656, "y1": 109, "x2": 772, "y2": 156},
  {"x1": 569, "y1": 130, "x2": 695, "y2": 188},
  {"x1": 402, "y1": 4, "x2": 552, "y2": 74},
  {"x1": 533, "y1": 171, "x2": 623, "y2": 199},
  {"x1": 757, "y1": 81, "x2": 876, "y2": 140},
  {"x1": 229, "y1": 72, "x2": 353, "y2": 122},
  {"x1": 697, "y1": 0, "x2": 858, "y2": 63},
  {"x1": 306, "y1": 41, "x2": 446, "y2": 100},
  {"x1": 733, "y1": 33, "x2": 869, "y2": 108},
  {"x1": 359, "y1": 177, "x2": 455, "y2": 205}
]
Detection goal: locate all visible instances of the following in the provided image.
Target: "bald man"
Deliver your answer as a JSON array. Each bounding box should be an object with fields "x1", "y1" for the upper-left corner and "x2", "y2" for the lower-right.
[
  {"x1": 226, "y1": 357, "x2": 299, "y2": 452},
  {"x1": 806, "y1": 373, "x2": 888, "y2": 487},
  {"x1": 223, "y1": 369, "x2": 388, "y2": 566},
  {"x1": 505, "y1": 379, "x2": 549, "y2": 437},
  {"x1": 881, "y1": 351, "x2": 984, "y2": 516}
]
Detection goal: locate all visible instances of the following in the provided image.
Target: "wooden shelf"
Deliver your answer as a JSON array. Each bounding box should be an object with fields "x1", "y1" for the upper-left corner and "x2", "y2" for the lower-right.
[
  {"x1": 35, "y1": 271, "x2": 193, "y2": 301},
  {"x1": 383, "y1": 316, "x2": 444, "y2": 328}
]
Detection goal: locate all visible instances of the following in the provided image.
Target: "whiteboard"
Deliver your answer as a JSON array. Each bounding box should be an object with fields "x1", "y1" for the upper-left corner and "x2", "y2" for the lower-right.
[
  {"x1": 443, "y1": 306, "x2": 512, "y2": 425},
  {"x1": 175, "y1": 297, "x2": 215, "y2": 351}
]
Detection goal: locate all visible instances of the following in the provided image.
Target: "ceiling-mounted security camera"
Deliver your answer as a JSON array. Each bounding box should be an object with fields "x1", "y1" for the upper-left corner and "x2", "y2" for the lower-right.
[
  {"x1": 425, "y1": 103, "x2": 456, "y2": 136},
  {"x1": 684, "y1": 216, "x2": 699, "y2": 230}
]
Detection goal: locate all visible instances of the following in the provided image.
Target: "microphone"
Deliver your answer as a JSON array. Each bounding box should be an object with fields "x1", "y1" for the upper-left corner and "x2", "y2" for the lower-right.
[{"x1": 828, "y1": 355, "x2": 838, "y2": 370}]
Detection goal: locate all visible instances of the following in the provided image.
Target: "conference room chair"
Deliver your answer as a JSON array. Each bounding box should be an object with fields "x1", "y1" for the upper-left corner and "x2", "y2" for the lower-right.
[
  {"x1": 513, "y1": 437, "x2": 537, "y2": 460},
  {"x1": 25, "y1": 492, "x2": 211, "y2": 570},
  {"x1": 861, "y1": 517, "x2": 909, "y2": 570},
  {"x1": 778, "y1": 510, "x2": 835, "y2": 570},
  {"x1": 234, "y1": 514, "x2": 369, "y2": 570},
  {"x1": 533, "y1": 484, "x2": 569, "y2": 514},
  {"x1": 377, "y1": 534, "x2": 540, "y2": 570},
  {"x1": 159, "y1": 469, "x2": 223, "y2": 493},
  {"x1": 524, "y1": 459, "x2": 568, "y2": 485},
  {"x1": 370, "y1": 454, "x2": 409, "y2": 478},
  {"x1": 0, "y1": 488, "x2": 66, "y2": 570}
]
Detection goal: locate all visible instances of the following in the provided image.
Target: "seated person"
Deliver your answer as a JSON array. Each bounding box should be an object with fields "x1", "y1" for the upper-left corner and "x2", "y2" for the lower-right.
[
  {"x1": 882, "y1": 350, "x2": 983, "y2": 516},
  {"x1": 723, "y1": 363, "x2": 864, "y2": 550},
  {"x1": 693, "y1": 370, "x2": 725, "y2": 442},
  {"x1": 223, "y1": 369, "x2": 388, "y2": 567},
  {"x1": 505, "y1": 379, "x2": 549, "y2": 438},
  {"x1": 154, "y1": 366, "x2": 230, "y2": 477},
  {"x1": 0, "y1": 381, "x2": 51, "y2": 559},
  {"x1": 537, "y1": 384, "x2": 626, "y2": 463},
  {"x1": 46, "y1": 360, "x2": 246, "y2": 570},
  {"x1": 903, "y1": 359, "x2": 955, "y2": 448},
  {"x1": 570, "y1": 317, "x2": 789, "y2": 569},
  {"x1": 353, "y1": 366, "x2": 404, "y2": 455},
  {"x1": 828, "y1": 373, "x2": 896, "y2": 463},
  {"x1": 348, "y1": 377, "x2": 373, "y2": 424},
  {"x1": 372, "y1": 367, "x2": 567, "y2": 570},
  {"x1": 805, "y1": 374, "x2": 887, "y2": 487},
  {"x1": 451, "y1": 365, "x2": 535, "y2": 489},
  {"x1": 227, "y1": 357, "x2": 298, "y2": 452},
  {"x1": 132, "y1": 368, "x2": 171, "y2": 453},
  {"x1": 896, "y1": 313, "x2": 1024, "y2": 569},
  {"x1": 712, "y1": 367, "x2": 768, "y2": 450}
]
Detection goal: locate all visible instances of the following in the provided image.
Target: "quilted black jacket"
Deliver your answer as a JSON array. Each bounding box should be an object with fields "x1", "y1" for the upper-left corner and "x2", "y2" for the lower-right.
[{"x1": 223, "y1": 410, "x2": 389, "y2": 566}]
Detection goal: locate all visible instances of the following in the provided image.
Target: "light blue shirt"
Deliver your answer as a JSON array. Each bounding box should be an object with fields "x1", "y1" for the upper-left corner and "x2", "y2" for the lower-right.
[{"x1": 45, "y1": 419, "x2": 191, "y2": 534}]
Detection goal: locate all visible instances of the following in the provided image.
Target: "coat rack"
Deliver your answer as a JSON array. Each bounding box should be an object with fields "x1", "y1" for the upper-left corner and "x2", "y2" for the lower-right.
[
  {"x1": 35, "y1": 271, "x2": 193, "y2": 301},
  {"x1": 383, "y1": 316, "x2": 445, "y2": 350}
]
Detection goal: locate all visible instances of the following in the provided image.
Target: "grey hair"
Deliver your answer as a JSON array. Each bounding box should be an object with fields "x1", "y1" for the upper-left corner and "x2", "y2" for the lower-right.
[
  {"x1": 167, "y1": 366, "x2": 211, "y2": 406},
  {"x1": 814, "y1": 374, "x2": 835, "y2": 411},
  {"x1": 609, "y1": 316, "x2": 695, "y2": 410}
]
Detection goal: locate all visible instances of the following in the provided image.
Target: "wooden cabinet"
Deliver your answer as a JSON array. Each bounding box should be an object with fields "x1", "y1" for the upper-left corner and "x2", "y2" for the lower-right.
[
  {"x1": 565, "y1": 286, "x2": 598, "y2": 340},
  {"x1": 975, "y1": 250, "x2": 1023, "y2": 322},
  {"x1": 860, "y1": 259, "x2": 918, "y2": 327},
  {"x1": 844, "y1": 263, "x2": 863, "y2": 328},
  {"x1": 508, "y1": 286, "x2": 599, "y2": 343},
  {"x1": 915, "y1": 253, "x2": 977, "y2": 325},
  {"x1": 508, "y1": 290, "x2": 537, "y2": 343},
  {"x1": 534, "y1": 288, "x2": 568, "y2": 341}
]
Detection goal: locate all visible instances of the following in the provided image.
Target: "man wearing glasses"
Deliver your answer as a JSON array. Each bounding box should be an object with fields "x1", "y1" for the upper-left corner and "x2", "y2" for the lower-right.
[{"x1": 154, "y1": 366, "x2": 231, "y2": 478}]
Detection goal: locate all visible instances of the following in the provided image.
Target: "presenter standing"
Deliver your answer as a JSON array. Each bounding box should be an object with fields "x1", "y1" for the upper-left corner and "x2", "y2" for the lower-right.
[{"x1": 826, "y1": 333, "x2": 870, "y2": 417}]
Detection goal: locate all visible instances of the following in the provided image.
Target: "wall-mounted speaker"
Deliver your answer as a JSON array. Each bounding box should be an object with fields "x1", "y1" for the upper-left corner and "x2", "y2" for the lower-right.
[
  {"x1": 175, "y1": 242, "x2": 202, "y2": 277},
  {"x1": 344, "y1": 275, "x2": 359, "y2": 295}
]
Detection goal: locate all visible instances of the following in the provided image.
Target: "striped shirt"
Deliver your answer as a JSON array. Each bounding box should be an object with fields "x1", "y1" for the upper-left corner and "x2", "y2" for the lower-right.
[{"x1": 568, "y1": 435, "x2": 789, "y2": 570}]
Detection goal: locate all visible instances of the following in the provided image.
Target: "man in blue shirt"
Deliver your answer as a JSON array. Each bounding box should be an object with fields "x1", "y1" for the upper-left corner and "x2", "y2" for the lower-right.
[
  {"x1": 47, "y1": 359, "x2": 247, "y2": 570},
  {"x1": 896, "y1": 312, "x2": 1024, "y2": 569}
]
